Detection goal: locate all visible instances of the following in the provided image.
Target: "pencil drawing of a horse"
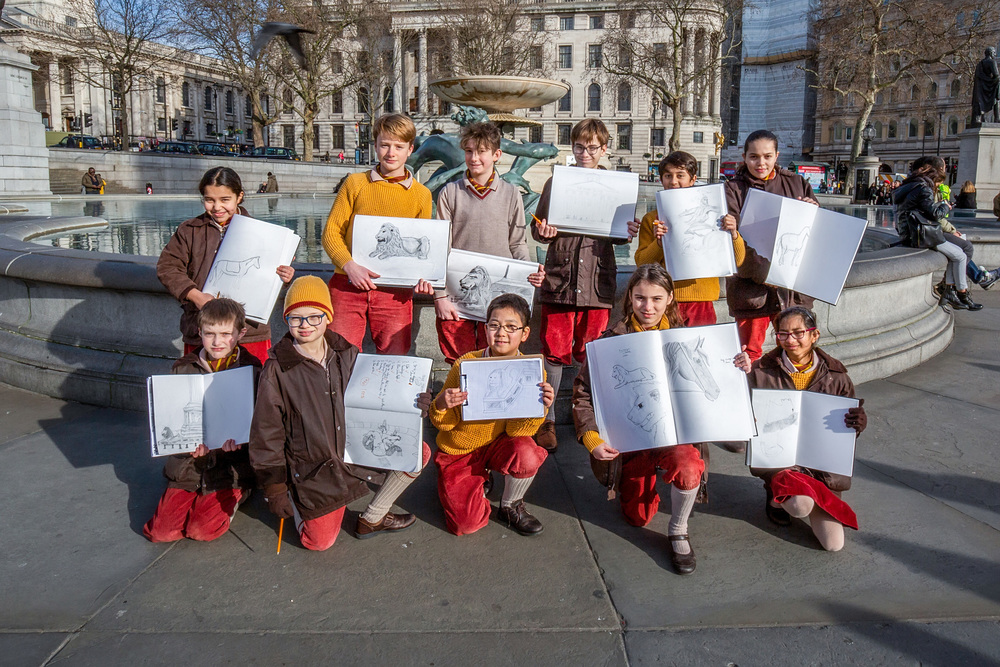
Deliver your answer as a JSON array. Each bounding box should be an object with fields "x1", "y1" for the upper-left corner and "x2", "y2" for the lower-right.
[
  {"x1": 207, "y1": 256, "x2": 260, "y2": 291},
  {"x1": 663, "y1": 336, "x2": 721, "y2": 401}
]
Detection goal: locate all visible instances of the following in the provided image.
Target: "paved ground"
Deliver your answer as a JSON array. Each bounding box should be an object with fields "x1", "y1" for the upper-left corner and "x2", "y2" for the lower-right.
[{"x1": 1, "y1": 290, "x2": 999, "y2": 666}]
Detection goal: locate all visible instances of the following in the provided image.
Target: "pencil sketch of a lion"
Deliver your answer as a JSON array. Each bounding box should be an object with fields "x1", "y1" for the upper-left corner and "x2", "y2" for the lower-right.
[
  {"x1": 369, "y1": 223, "x2": 431, "y2": 260},
  {"x1": 452, "y1": 266, "x2": 493, "y2": 314}
]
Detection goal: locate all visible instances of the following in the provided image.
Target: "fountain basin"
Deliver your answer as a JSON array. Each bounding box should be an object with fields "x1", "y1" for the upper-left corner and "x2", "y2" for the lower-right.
[{"x1": 429, "y1": 76, "x2": 570, "y2": 113}]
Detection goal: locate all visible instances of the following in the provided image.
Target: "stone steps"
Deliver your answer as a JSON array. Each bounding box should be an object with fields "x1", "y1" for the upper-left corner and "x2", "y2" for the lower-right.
[{"x1": 49, "y1": 169, "x2": 141, "y2": 195}]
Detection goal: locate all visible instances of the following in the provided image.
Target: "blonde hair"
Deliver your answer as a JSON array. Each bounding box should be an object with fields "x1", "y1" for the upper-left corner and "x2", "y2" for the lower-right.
[
  {"x1": 960, "y1": 180, "x2": 976, "y2": 194},
  {"x1": 373, "y1": 113, "x2": 416, "y2": 144}
]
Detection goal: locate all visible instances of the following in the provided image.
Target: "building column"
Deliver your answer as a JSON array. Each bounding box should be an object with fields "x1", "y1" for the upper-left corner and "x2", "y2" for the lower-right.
[
  {"x1": 418, "y1": 28, "x2": 428, "y2": 114},
  {"x1": 47, "y1": 59, "x2": 60, "y2": 130},
  {"x1": 393, "y1": 31, "x2": 403, "y2": 115},
  {"x1": 711, "y1": 32, "x2": 722, "y2": 120},
  {"x1": 697, "y1": 29, "x2": 710, "y2": 117},
  {"x1": 682, "y1": 26, "x2": 694, "y2": 117}
]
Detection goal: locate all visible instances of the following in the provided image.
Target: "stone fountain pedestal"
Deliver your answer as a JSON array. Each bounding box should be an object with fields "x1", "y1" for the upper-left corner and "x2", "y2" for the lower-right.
[
  {"x1": 956, "y1": 124, "x2": 1000, "y2": 198},
  {"x1": 0, "y1": 46, "x2": 52, "y2": 196}
]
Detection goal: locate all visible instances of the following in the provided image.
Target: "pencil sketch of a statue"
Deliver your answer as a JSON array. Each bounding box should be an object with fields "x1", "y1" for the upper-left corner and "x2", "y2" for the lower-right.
[
  {"x1": 369, "y1": 223, "x2": 431, "y2": 260},
  {"x1": 663, "y1": 337, "x2": 721, "y2": 401},
  {"x1": 626, "y1": 381, "x2": 671, "y2": 439},
  {"x1": 451, "y1": 265, "x2": 534, "y2": 319},
  {"x1": 207, "y1": 256, "x2": 260, "y2": 291},
  {"x1": 756, "y1": 397, "x2": 797, "y2": 456},
  {"x1": 776, "y1": 228, "x2": 810, "y2": 268},
  {"x1": 482, "y1": 364, "x2": 535, "y2": 415},
  {"x1": 362, "y1": 421, "x2": 403, "y2": 457},
  {"x1": 677, "y1": 194, "x2": 722, "y2": 253},
  {"x1": 611, "y1": 364, "x2": 656, "y2": 388}
]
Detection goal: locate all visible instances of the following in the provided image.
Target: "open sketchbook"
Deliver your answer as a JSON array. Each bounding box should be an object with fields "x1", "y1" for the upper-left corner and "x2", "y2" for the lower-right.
[
  {"x1": 546, "y1": 165, "x2": 638, "y2": 239},
  {"x1": 656, "y1": 183, "x2": 736, "y2": 280},
  {"x1": 445, "y1": 249, "x2": 537, "y2": 322},
  {"x1": 737, "y1": 189, "x2": 868, "y2": 305},
  {"x1": 351, "y1": 214, "x2": 450, "y2": 288},
  {"x1": 201, "y1": 214, "x2": 299, "y2": 323},
  {"x1": 148, "y1": 366, "x2": 254, "y2": 457},
  {"x1": 585, "y1": 323, "x2": 755, "y2": 452},
  {"x1": 459, "y1": 355, "x2": 545, "y2": 422},
  {"x1": 747, "y1": 389, "x2": 859, "y2": 477},
  {"x1": 344, "y1": 354, "x2": 432, "y2": 473}
]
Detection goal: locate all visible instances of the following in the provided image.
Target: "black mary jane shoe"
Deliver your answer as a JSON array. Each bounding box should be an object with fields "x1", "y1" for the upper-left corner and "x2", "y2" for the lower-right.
[
  {"x1": 766, "y1": 499, "x2": 792, "y2": 526},
  {"x1": 667, "y1": 534, "x2": 697, "y2": 575}
]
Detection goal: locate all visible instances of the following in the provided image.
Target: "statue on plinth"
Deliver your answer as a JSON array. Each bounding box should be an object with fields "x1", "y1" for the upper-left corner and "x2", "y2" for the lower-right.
[{"x1": 972, "y1": 47, "x2": 1000, "y2": 125}]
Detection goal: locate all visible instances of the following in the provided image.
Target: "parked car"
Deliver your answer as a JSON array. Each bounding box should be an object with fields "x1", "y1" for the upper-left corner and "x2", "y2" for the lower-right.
[
  {"x1": 152, "y1": 141, "x2": 202, "y2": 155},
  {"x1": 196, "y1": 142, "x2": 233, "y2": 157},
  {"x1": 53, "y1": 135, "x2": 104, "y2": 149},
  {"x1": 248, "y1": 146, "x2": 300, "y2": 161}
]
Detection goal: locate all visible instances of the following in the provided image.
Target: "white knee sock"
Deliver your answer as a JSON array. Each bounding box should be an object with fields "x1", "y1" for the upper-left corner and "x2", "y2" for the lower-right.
[
  {"x1": 361, "y1": 470, "x2": 419, "y2": 523},
  {"x1": 501, "y1": 475, "x2": 535, "y2": 508},
  {"x1": 543, "y1": 361, "x2": 563, "y2": 423},
  {"x1": 782, "y1": 495, "x2": 815, "y2": 518},
  {"x1": 667, "y1": 486, "x2": 699, "y2": 554}
]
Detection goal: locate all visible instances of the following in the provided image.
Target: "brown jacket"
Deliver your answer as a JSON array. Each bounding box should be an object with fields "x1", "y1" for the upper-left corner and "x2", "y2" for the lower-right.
[
  {"x1": 724, "y1": 166, "x2": 816, "y2": 319},
  {"x1": 156, "y1": 209, "x2": 271, "y2": 346},
  {"x1": 747, "y1": 346, "x2": 856, "y2": 492},
  {"x1": 161, "y1": 346, "x2": 262, "y2": 494},
  {"x1": 530, "y1": 172, "x2": 629, "y2": 308},
  {"x1": 249, "y1": 330, "x2": 384, "y2": 521}
]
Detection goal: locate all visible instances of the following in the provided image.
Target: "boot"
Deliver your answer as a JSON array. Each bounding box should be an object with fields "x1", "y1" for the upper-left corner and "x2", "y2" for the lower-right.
[
  {"x1": 939, "y1": 285, "x2": 967, "y2": 310},
  {"x1": 957, "y1": 290, "x2": 984, "y2": 311}
]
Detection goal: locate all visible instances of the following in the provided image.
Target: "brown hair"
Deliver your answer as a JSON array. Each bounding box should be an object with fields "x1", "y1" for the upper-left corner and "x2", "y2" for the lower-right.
[
  {"x1": 373, "y1": 113, "x2": 416, "y2": 144},
  {"x1": 198, "y1": 297, "x2": 247, "y2": 333},
  {"x1": 909, "y1": 156, "x2": 946, "y2": 184},
  {"x1": 658, "y1": 151, "x2": 698, "y2": 178},
  {"x1": 960, "y1": 180, "x2": 976, "y2": 194},
  {"x1": 486, "y1": 293, "x2": 531, "y2": 327},
  {"x1": 571, "y1": 118, "x2": 610, "y2": 147},
  {"x1": 459, "y1": 122, "x2": 502, "y2": 153},
  {"x1": 622, "y1": 264, "x2": 683, "y2": 328}
]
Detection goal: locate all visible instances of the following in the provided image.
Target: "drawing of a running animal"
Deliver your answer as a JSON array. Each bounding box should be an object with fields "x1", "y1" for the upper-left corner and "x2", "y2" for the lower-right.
[
  {"x1": 663, "y1": 336, "x2": 721, "y2": 401},
  {"x1": 206, "y1": 256, "x2": 260, "y2": 291},
  {"x1": 776, "y1": 227, "x2": 810, "y2": 267},
  {"x1": 676, "y1": 194, "x2": 723, "y2": 253},
  {"x1": 369, "y1": 223, "x2": 431, "y2": 260},
  {"x1": 611, "y1": 364, "x2": 656, "y2": 388}
]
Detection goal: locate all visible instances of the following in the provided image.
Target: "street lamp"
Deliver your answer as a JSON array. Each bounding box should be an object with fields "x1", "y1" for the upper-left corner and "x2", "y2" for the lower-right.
[{"x1": 861, "y1": 121, "x2": 876, "y2": 157}]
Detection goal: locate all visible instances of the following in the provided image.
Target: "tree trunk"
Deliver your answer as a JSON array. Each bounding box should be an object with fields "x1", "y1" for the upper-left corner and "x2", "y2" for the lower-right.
[
  {"x1": 668, "y1": 98, "x2": 683, "y2": 152},
  {"x1": 251, "y1": 92, "x2": 267, "y2": 147},
  {"x1": 302, "y1": 102, "x2": 316, "y2": 162},
  {"x1": 845, "y1": 100, "x2": 875, "y2": 195},
  {"x1": 119, "y1": 91, "x2": 130, "y2": 149}
]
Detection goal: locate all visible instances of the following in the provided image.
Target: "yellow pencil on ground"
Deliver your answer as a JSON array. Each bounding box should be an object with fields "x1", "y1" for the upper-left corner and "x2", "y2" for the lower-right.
[{"x1": 277, "y1": 518, "x2": 284, "y2": 555}]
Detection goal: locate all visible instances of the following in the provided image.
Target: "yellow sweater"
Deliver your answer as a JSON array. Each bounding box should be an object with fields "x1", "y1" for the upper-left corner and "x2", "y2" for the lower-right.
[
  {"x1": 634, "y1": 209, "x2": 748, "y2": 302},
  {"x1": 430, "y1": 350, "x2": 548, "y2": 456},
  {"x1": 321, "y1": 170, "x2": 433, "y2": 273}
]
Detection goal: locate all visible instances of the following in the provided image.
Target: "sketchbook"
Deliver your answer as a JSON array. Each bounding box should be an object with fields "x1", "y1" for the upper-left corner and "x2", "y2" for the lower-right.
[
  {"x1": 747, "y1": 389, "x2": 859, "y2": 477},
  {"x1": 585, "y1": 323, "x2": 756, "y2": 452},
  {"x1": 147, "y1": 366, "x2": 255, "y2": 457},
  {"x1": 201, "y1": 214, "x2": 300, "y2": 323},
  {"x1": 459, "y1": 355, "x2": 545, "y2": 422},
  {"x1": 445, "y1": 249, "x2": 537, "y2": 322},
  {"x1": 351, "y1": 215, "x2": 450, "y2": 288},
  {"x1": 545, "y1": 165, "x2": 638, "y2": 239},
  {"x1": 655, "y1": 184, "x2": 736, "y2": 280},
  {"x1": 343, "y1": 354, "x2": 432, "y2": 473},
  {"x1": 737, "y1": 189, "x2": 868, "y2": 305}
]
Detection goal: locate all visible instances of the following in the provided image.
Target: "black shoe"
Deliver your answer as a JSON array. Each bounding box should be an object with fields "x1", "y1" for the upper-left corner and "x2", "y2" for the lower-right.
[
  {"x1": 667, "y1": 534, "x2": 697, "y2": 575},
  {"x1": 766, "y1": 500, "x2": 792, "y2": 526},
  {"x1": 498, "y1": 501, "x2": 543, "y2": 536},
  {"x1": 979, "y1": 269, "x2": 1000, "y2": 290},
  {"x1": 957, "y1": 290, "x2": 984, "y2": 311},
  {"x1": 482, "y1": 470, "x2": 494, "y2": 497},
  {"x1": 939, "y1": 285, "x2": 968, "y2": 309}
]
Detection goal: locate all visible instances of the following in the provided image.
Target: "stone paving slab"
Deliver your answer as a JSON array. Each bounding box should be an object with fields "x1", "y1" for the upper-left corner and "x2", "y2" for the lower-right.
[
  {"x1": 0, "y1": 384, "x2": 93, "y2": 447},
  {"x1": 0, "y1": 635, "x2": 68, "y2": 667}
]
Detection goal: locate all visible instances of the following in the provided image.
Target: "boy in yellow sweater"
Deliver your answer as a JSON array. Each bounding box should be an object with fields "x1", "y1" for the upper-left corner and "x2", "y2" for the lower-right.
[
  {"x1": 430, "y1": 294, "x2": 555, "y2": 536},
  {"x1": 630, "y1": 151, "x2": 745, "y2": 327},
  {"x1": 321, "y1": 113, "x2": 434, "y2": 354}
]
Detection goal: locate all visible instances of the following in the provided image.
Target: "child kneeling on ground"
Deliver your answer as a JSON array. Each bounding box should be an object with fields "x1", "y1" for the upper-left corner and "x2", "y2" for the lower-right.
[
  {"x1": 430, "y1": 294, "x2": 555, "y2": 536},
  {"x1": 249, "y1": 276, "x2": 432, "y2": 551},
  {"x1": 144, "y1": 298, "x2": 262, "y2": 543}
]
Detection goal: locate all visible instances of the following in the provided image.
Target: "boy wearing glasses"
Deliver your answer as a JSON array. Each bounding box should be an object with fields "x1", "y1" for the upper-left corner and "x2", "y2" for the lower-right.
[
  {"x1": 144, "y1": 298, "x2": 262, "y2": 543},
  {"x1": 430, "y1": 294, "x2": 555, "y2": 536},
  {"x1": 249, "y1": 276, "x2": 432, "y2": 551},
  {"x1": 530, "y1": 119, "x2": 628, "y2": 452}
]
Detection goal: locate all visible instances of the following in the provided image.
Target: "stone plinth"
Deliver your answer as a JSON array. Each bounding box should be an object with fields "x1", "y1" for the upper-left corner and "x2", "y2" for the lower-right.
[
  {"x1": 0, "y1": 47, "x2": 51, "y2": 196},
  {"x1": 957, "y1": 124, "x2": 1000, "y2": 198}
]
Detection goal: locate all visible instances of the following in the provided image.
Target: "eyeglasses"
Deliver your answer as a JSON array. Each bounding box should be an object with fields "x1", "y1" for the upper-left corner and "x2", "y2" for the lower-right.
[
  {"x1": 572, "y1": 144, "x2": 604, "y2": 156},
  {"x1": 775, "y1": 328, "x2": 816, "y2": 341},
  {"x1": 486, "y1": 323, "x2": 526, "y2": 334},
  {"x1": 286, "y1": 314, "x2": 325, "y2": 327}
]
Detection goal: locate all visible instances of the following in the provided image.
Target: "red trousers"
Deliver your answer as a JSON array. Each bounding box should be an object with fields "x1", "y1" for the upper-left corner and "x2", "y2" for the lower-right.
[
  {"x1": 736, "y1": 315, "x2": 772, "y2": 363},
  {"x1": 540, "y1": 304, "x2": 610, "y2": 366},
  {"x1": 328, "y1": 273, "x2": 414, "y2": 354},
  {"x1": 435, "y1": 434, "x2": 548, "y2": 536},
  {"x1": 677, "y1": 301, "x2": 717, "y2": 327},
  {"x1": 143, "y1": 487, "x2": 243, "y2": 542},
  {"x1": 184, "y1": 340, "x2": 271, "y2": 366},
  {"x1": 436, "y1": 317, "x2": 487, "y2": 365},
  {"x1": 619, "y1": 445, "x2": 704, "y2": 527}
]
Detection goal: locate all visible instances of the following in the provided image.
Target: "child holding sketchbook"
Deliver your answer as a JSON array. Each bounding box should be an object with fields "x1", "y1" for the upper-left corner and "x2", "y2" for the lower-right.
[
  {"x1": 747, "y1": 306, "x2": 867, "y2": 551},
  {"x1": 435, "y1": 122, "x2": 544, "y2": 363},
  {"x1": 157, "y1": 167, "x2": 295, "y2": 365},
  {"x1": 143, "y1": 298, "x2": 262, "y2": 543},
  {"x1": 572, "y1": 264, "x2": 752, "y2": 575}
]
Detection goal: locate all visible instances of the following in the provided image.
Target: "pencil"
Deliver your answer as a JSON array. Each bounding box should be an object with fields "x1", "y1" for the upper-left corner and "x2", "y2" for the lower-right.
[
  {"x1": 277, "y1": 518, "x2": 284, "y2": 555},
  {"x1": 530, "y1": 213, "x2": 542, "y2": 225}
]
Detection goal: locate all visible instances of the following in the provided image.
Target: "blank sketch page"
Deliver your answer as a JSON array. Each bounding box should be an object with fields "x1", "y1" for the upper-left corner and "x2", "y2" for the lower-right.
[
  {"x1": 547, "y1": 166, "x2": 638, "y2": 239},
  {"x1": 796, "y1": 392, "x2": 859, "y2": 477},
  {"x1": 459, "y1": 356, "x2": 545, "y2": 422},
  {"x1": 791, "y1": 207, "x2": 868, "y2": 305},
  {"x1": 748, "y1": 389, "x2": 802, "y2": 469},
  {"x1": 148, "y1": 374, "x2": 205, "y2": 457},
  {"x1": 656, "y1": 184, "x2": 736, "y2": 280},
  {"x1": 736, "y1": 189, "x2": 784, "y2": 262},
  {"x1": 351, "y1": 215, "x2": 450, "y2": 288},
  {"x1": 202, "y1": 366, "x2": 255, "y2": 449}
]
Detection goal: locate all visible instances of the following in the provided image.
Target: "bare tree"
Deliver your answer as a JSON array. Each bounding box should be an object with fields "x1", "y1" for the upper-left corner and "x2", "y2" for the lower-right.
[
  {"x1": 350, "y1": 0, "x2": 408, "y2": 119},
  {"x1": 808, "y1": 0, "x2": 1000, "y2": 191},
  {"x1": 600, "y1": 0, "x2": 739, "y2": 151},
  {"x1": 64, "y1": 0, "x2": 177, "y2": 144},
  {"x1": 436, "y1": 0, "x2": 551, "y2": 77}
]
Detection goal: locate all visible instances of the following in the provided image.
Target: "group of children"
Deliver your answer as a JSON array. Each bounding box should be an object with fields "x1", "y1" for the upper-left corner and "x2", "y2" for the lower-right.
[{"x1": 146, "y1": 114, "x2": 868, "y2": 575}]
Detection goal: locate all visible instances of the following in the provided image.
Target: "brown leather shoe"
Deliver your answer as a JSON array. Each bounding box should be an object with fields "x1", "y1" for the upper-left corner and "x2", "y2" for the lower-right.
[
  {"x1": 355, "y1": 511, "x2": 416, "y2": 539},
  {"x1": 498, "y1": 501, "x2": 543, "y2": 536},
  {"x1": 534, "y1": 421, "x2": 559, "y2": 452},
  {"x1": 667, "y1": 534, "x2": 696, "y2": 575}
]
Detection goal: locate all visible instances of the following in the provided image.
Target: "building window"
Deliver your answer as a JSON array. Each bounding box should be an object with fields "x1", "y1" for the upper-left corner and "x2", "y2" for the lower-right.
[
  {"x1": 653, "y1": 43, "x2": 668, "y2": 67},
  {"x1": 330, "y1": 51, "x2": 343, "y2": 74},
  {"x1": 358, "y1": 87, "x2": 372, "y2": 116},
  {"x1": 558, "y1": 87, "x2": 571, "y2": 112},
  {"x1": 204, "y1": 86, "x2": 214, "y2": 112},
  {"x1": 206, "y1": 122, "x2": 215, "y2": 137},
  {"x1": 617, "y1": 83, "x2": 631, "y2": 111},
  {"x1": 908, "y1": 119, "x2": 918, "y2": 138},
  {"x1": 617, "y1": 123, "x2": 631, "y2": 151},
  {"x1": 384, "y1": 87, "x2": 394, "y2": 113},
  {"x1": 331, "y1": 90, "x2": 343, "y2": 114},
  {"x1": 313, "y1": 130, "x2": 320, "y2": 150},
  {"x1": 929, "y1": 82, "x2": 938, "y2": 99},
  {"x1": 587, "y1": 83, "x2": 601, "y2": 111},
  {"x1": 835, "y1": 123, "x2": 843, "y2": 141},
  {"x1": 873, "y1": 121, "x2": 883, "y2": 138},
  {"x1": 65, "y1": 15, "x2": 77, "y2": 26},
  {"x1": 621, "y1": 10, "x2": 636, "y2": 29},
  {"x1": 225, "y1": 90, "x2": 234, "y2": 115},
  {"x1": 558, "y1": 45, "x2": 572, "y2": 69},
  {"x1": 155, "y1": 77, "x2": 165, "y2": 103},
  {"x1": 924, "y1": 119, "x2": 934, "y2": 137},
  {"x1": 157, "y1": 117, "x2": 166, "y2": 132},
  {"x1": 181, "y1": 82, "x2": 191, "y2": 107},
  {"x1": 951, "y1": 79, "x2": 961, "y2": 98},
  {"x1": 245, "y1": 95, "x2": 252, "y2": 117},
  {"x1": 530, "y1": 46, "x2": 543, "y2": 70},
  {"x1": 693, "y1": 131, "x2": 704, "y2": 143},
  {"x1": 910, "y1": 85, "x2": 919, "y2": 101},
  {"x1": 560, "y1": 16, "x2": 574, "y2": 30},
  {"x1": 947, "y1": 116, "x2": 959, "y2": 135},
  {"x1": 875, "y1": 92, "x2": 884, "y2": 106},
  {"x1": 331, "y1": 124, "x2": 345, "y2": 149},
  {"x1": 590, "y1": 14, "x2": 604, "y2": 29},
  {"x1": 529, "y1": 126, "x2": 543, "y2": 143},
  {"x1": 531, "y1": 16, "x2": 544, "y2": 32},
  {"x1": 557, "y1": 123, "x2": 571, "y2": 145},
  {"x1": 61, "y1": 65, "x2": 73, "y2": 95},
  {"x1": 888, "y1": 121, "x2": 897, "y2": 138},
  {"x1": 283, "y1": 124, "x2": 295, "y2": 148},
  {"x1": 182, "y1": 120, "x2": 191, "y2": 136},
  {"x1": 588, "y1": 44, "x2": 602, "y2": 69},
  {"x1": 618, "y1": 45, "x2": 632, "y2": 69},
  {"x1": 651, "y1": 128, "x2": 665, "y2": 146}
]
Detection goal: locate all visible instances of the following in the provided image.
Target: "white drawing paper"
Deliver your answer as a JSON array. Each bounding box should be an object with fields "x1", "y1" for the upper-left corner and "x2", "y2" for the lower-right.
[
  {"x1": 459, "y1": 355, "x2": 545, "y2": 422},
  {"x1": 748, "y1": 389, "x2": 859, "y2": 477},
  {"x1": 737, "y1": 189, "x2": 868, "y2": 304},
  {"x1": 147, "y1": 366, "x2": 255, "y2": 457},
  {"x1": 585, "y1": 323, "x2": 756, "y2": 453},
  {"x1": 351, "y1": 215, "x2": 450, "y2": 288},
  {"x1": 445, "y1": 249, "x2": 537, "y2": 322},
  {"x1": 546, "y1": 165, "x2": 638, "y2": 239},
  {"x1": 655, "y1": 184, "x2": 736, "y2": 280},
  {"x1": 201, "y1": 214, "x2": 300, "y2": 323},
  {"x1": 343, "y1": 353, "x2": 432, "y2": 473}
]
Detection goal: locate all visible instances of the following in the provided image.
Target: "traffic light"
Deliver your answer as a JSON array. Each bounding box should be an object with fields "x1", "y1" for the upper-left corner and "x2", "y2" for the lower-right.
[
  {"x1": 84, "y1": 113, "x2": 92, "y2": 127},
  {"x1": 171, "y1": 119, "x2": 178, "y2": 131}
]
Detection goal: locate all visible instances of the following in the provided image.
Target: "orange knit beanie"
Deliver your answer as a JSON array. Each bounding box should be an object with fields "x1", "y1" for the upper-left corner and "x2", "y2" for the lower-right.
[{"x1": 283, "y1": 275, "x2": 334, "y2": 322}]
